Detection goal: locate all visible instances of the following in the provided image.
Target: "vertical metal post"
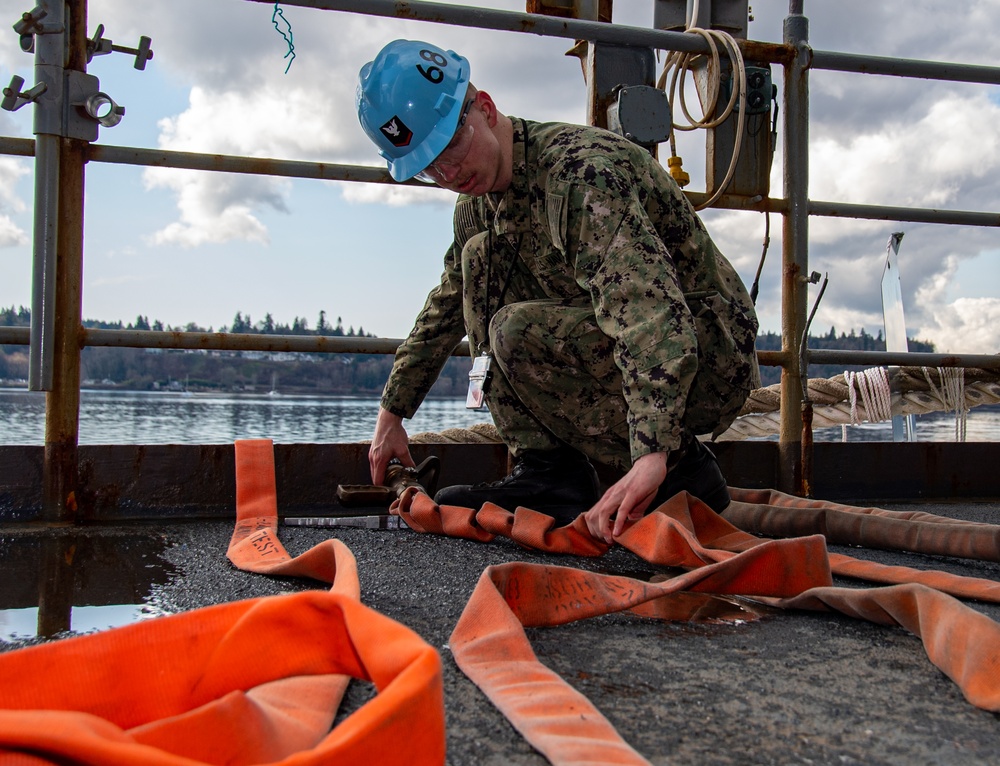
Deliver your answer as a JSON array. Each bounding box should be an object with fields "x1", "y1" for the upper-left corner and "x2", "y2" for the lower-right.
[
  {"x1": 28, "y1": 1, "x2": 64, "y2": 391},
  {"x1": 42, "y1": 0, "x2": 88, "y2": 521},
  {"x1": 779, "y1": 1, "x2": 809, "y2": 493}
]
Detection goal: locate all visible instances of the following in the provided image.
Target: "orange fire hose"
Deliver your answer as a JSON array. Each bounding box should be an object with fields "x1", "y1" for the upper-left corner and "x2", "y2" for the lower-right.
[
  {"x1": 726, "y1": 487, "x2": 1000, "y2": 562},
  {"x1": 390, "y1": 484, "x2": 1000, "y2": 763},
  {"x1": 5, "y1": 439, "x2": 997, "y2": 766},
  {"x1": 0, "y1": 440, "x2": 445, "y2": 766}
]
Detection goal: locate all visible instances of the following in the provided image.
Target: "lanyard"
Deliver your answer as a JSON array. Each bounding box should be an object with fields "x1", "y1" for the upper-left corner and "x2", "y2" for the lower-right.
[{"x1": 478, "y1": 231, "x2": 523, "y2": 355}]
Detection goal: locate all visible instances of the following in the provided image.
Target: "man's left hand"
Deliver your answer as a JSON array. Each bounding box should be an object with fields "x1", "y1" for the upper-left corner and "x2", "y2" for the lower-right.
[{"x1": 584, "y1": 452, "x2": 668, "y2": 544}]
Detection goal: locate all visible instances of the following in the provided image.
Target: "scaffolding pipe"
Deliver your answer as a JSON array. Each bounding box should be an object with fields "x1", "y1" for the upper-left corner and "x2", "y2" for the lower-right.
[
  {"x1": 807, "y1": 349, "x2": 1000, "y2": 370},
  {"x1": 6, "y1": 325, "x2": 999, "y2": 372},
  {"x1": 808, "y1": 200, "x2": 1000, "y2": 228},
  {"x1": 27, "y1": 0, "x2": 66, "y2": 393},
  {"x1": 6, "y1": 141, "x2": 999, "y2": 228},
  {"x1": 810, "y1": 49, "x2": 1000, "y2": 86},
  {"x1": 249, "y1": 0, "x2": 713, "y2": 54},
  {"x1": 779, "y1": 5, "x2": 810, "y2": 493},
  {"x1": 0, "y1": 136, "x2": 34, "y2": 156},
  {"x1": 30, "y1": 135, "x2": 58, "y2": 392},
  {"x1": 87, "y1": 144, "x2": 410, "y2": 185},
  {"x1": 41, "y1": 0, "x2": 90, "y2": 522},
  {"x1": 80, "y1": 328, "x2": 441, "y2": 356}
]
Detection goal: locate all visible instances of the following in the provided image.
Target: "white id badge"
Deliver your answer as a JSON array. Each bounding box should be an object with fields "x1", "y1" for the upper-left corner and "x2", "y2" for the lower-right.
[{"x1": 465, "y1": 354, "x2": 493, "y2": 410}]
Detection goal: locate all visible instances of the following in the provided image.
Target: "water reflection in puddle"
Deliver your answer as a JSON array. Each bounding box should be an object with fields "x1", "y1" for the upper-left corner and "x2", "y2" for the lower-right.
[
  {"x1": 0, "y1": 530, "x2": 175, "y2": 641},
  {"x1": 596, "y1": 567, "x2": 779, "y2": 625}
]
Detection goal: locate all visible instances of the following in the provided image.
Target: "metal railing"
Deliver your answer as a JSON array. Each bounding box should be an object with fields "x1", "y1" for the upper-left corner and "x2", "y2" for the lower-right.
[{"x1": 2, "y1": 0, "x2": 999, "y2": 516}]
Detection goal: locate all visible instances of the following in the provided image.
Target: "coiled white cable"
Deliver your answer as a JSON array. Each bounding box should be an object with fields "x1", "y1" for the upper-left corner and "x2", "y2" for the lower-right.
[{"x1": 656, "y1": 0, "x2": 748, "y2": 209}]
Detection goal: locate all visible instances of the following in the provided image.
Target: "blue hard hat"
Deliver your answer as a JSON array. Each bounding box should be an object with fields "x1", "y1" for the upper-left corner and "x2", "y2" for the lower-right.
[{"x1": 356, "y1": 40, "x2": 471, "y2": 182}]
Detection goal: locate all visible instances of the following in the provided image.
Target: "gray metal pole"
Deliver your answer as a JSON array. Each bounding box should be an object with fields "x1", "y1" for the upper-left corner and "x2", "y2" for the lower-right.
[
  {"x1": 779, "y1": 3, "x2": 810, "y2": 493},
  {"x1": 29, "y1": 134, "x2": 58, "y2": 391},
  {"x1": 811, "y1": 49, "x2": 1000, "y2": 86},
  {"x1": 27, "y1": 0, "x2": 66, "y2": 392}
]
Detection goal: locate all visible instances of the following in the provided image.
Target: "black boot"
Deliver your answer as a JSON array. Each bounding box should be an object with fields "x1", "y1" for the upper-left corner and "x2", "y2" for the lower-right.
[
  {"x1": 433, "y1": 448, "x2": 600, "y2": 524},
  {"x1": 652, "y1": 438, "x2": 730, "y2": 512}
]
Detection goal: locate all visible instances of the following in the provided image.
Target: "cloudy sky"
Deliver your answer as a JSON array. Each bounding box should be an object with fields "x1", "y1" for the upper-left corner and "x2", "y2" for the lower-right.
[{"x1": 1, "y1": 0, "x2": 998, "y2": 354}]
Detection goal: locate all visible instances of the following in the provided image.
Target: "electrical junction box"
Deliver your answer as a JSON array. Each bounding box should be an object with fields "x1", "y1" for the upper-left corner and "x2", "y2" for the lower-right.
[
  {"x1": 707, "y1": 63, "x2": 774, "y2": 198},
  {"x1": 606, "y1": 85, "x2": 672, "y2": 148}
]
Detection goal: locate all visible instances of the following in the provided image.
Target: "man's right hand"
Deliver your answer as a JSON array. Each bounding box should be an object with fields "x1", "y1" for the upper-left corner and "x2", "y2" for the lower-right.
[{"x1": 369, "y1": 407, "x2": 416, "y2": 485}]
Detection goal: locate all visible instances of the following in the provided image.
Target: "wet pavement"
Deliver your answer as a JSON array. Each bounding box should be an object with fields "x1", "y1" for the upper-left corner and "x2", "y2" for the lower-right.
[{"x1": 2, "y1": 501, "x2": 1000, "y2": 764}]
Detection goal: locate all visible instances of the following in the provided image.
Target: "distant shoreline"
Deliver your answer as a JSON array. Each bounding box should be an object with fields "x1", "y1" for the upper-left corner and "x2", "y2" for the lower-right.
[{"x1": 0, "y1": 382, "x2": 470, "y2": 402}]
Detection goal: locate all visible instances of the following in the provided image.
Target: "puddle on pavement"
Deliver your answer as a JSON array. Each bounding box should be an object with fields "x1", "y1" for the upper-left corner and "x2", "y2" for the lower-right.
[
  {"x1": 596, "y1": 567, "x2": 777, "y2": 625},
  {"x1": 0, "y1": 530, "x2": 176, "y2": 641},
  {"x1": 629, "y1": 591, "x2": 776, "y2": 624}
]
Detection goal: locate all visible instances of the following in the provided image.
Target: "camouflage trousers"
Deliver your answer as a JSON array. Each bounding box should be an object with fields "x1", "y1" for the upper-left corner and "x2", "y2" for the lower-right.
[{"x1": 461, "y1": 233, "x2": 756, "y2": 473}]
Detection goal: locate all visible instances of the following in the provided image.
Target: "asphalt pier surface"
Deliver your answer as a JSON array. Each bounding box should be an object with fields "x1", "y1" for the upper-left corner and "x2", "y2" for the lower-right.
[{"x1": 3, "y1": 501, "x2": 1000, "y2": 765}]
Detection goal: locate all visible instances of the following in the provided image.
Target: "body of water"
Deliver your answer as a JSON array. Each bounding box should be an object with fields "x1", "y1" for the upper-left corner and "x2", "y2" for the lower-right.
[
  {"x1": 0, "y1": 388, "x2": 999, "y2": 445},
  {"x1": 0, "y1": 388, "x2": 494, "y2": 445}
]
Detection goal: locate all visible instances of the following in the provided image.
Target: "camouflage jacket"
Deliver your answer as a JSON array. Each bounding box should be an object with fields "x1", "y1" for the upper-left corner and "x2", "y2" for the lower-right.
[{"x1": 381, "y1": 118, "x2": 759, "y2": 459}]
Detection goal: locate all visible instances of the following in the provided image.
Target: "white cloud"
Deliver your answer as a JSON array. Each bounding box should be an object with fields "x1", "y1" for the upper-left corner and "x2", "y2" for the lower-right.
[
  {"x1": 0, "y1": 158, "x2": 29, "y2": 247},
  {"x1": 909, "y1": 254, "x2": 1000, "y2": 353},
  {"x1": 810, "y1": 94, "x2": 1000, "y2": 209},
  {"x1": 0, "y1": 215, "x2": 28, "y2": 248},
  {"x1": 144, "y1": 168, "x2": 285, "y2": 247},
  {"x1": 916, "y1": 297, "x2": 1000, "y2": 354},
  {"x1": 143, "y1": 84, "x2": 307, "y2": 247}
]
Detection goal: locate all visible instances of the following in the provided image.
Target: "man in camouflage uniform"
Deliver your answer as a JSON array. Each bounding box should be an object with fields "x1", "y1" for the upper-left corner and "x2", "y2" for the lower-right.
[{"x1": 358, "y1": 40, "x2": 759, "y2": 543}]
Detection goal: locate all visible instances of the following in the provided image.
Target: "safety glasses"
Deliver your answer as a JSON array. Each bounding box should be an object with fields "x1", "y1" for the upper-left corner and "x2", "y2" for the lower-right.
[{"x1": 416, "y1": 97, "x2": 477, "y2": 184}]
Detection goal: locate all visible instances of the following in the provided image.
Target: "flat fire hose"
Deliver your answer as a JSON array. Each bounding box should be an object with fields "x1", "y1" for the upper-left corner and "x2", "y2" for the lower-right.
[
  {"x1": 0, "y1": 440, "x2": 445, "y2": 766},
  {"x1": 8, "y1": 440, "x2": 997, "y2": 765},
  {"x1": 390, "y1": 485, "x2": 1000, "y2": 764}
]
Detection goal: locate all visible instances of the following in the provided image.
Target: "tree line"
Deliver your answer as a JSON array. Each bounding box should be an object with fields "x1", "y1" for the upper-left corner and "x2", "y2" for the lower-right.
[
  {"x1": 0, "y1": 306, "x2": 469, "y2": 397},
  {"x1": 0, "y1": 306, "x2": 371, "y2": 339},
  {"x1": 1, "y1": 306, "x2": 935, "y2": 394}
]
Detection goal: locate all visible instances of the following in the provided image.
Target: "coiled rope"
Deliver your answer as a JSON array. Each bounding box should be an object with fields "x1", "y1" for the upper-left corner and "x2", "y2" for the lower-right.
[{"x1": 722, "y1": 366, "x2": 1000, "y2": 441}]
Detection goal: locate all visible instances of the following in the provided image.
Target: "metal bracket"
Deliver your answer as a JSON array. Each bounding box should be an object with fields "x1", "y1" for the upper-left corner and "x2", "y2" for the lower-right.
[
  {"x1": 13, "y1": 5, "x2": 63, "y2": 35},
  {"x1": 12, "y1": 5, "x2": 63, "y2": 52},
  {"x1": 87, "y1": 23, "x2": 154, "y2": 70},
  {"x1": 1, "y1": 74, "x2": 46, "y2": 112},
  {"x1": 66, "y1": 71, "x2": 124, "y2": 141}
]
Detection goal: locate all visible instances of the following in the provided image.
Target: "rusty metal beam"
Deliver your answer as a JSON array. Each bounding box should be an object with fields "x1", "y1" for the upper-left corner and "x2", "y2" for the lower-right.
[
  {"x1": 778, "y1": 9, "x2": 811, "y2": 494},
  {"x1": 10, "y1": 140, "x2": 1000, "y2": 228},
  {"x1": 39, "y1": 0, "x2": 89, "y2": 522},
  {"x1": 87, "y1": 143, "x2": 415, "y2": 185},
  {"x1": 6, "y1": 327, "x2": 997, "y2": 370},
  {"x1": 807, "y1": 349, "x2": 1000, "y2": 370}
]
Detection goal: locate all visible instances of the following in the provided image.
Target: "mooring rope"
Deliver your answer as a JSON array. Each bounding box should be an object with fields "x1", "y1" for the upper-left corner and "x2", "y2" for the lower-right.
[
  {"x1": 720, "y1": 366, "x2": 1000, "y2": 441},
  {"x1": 407, "y1": 365, "x2": 1000, "y2": 445},
  {"x1": 845, "y1": 367, "x2": 893, "y2": 425}
]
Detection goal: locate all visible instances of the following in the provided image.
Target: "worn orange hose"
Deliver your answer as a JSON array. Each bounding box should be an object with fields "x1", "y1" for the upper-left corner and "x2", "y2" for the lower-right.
[
  {"x1": 389, "y1": 488, "x2": 1000, "y2": 763},
  {"x1": 396, "y1": 488, "x2": 1000, "y2": 604},
  {"x1": 0, "y1": 440, "x2": 445, "y2": 766},
  {"x1": 727, "y1": 487, "x2": 1000, "y2": 562}
]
